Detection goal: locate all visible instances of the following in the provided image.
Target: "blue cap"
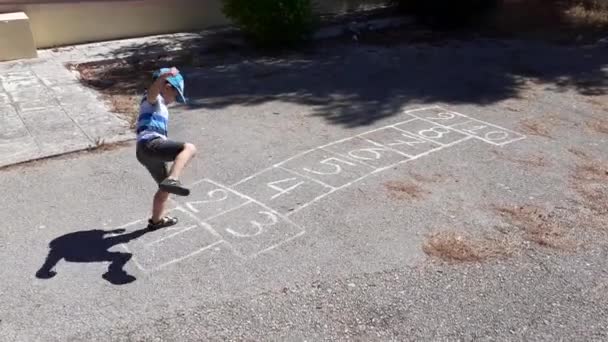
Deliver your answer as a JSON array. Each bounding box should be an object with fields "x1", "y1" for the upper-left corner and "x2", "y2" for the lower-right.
[{"x1": 153, "y1": 68, "x2": 186, "y2": 104}]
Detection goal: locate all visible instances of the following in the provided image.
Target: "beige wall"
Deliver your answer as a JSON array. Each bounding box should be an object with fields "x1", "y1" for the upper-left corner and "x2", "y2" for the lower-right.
[
  {"x1": 0, "y1": 11, "x2": 37, "y2": 61},
  {"x1": 0, "y1": 0, "x2": 386, "y2": 49}
]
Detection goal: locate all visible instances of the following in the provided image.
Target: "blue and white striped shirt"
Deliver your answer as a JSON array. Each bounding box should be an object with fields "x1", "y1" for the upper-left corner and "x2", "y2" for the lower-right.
[{"x1": 136, "y1": 94, "x2": 169, "y2": 142}]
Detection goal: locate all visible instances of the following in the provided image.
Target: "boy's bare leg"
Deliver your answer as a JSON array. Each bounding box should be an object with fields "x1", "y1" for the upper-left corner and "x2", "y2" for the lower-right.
[
  {"x1": 151, "y1": 190, "x2": 170, "y2": 223},
  {"x1": 168, "y1": 143, "x2": 197, "y2": 180}
]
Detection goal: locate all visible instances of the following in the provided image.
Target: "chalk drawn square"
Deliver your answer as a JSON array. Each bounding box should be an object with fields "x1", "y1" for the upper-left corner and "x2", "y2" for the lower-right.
[
  {"x1": 322, "y1": 136, "x2": 410, "y2": 170},
  {"x1": 278, "y1": 149, "x2": 375, "y2": 189},
  {"x1": 360, "y1": 127, "x2": 442, "y2": 158},
  {"x1": 449, "y1": 120, "x2": 526, "y2": 146},
  {"x1": 184, "y1": 180, "x2": 250, "y2": 221},
  {"x1": 393, "y1": 119, "x2": 470, "y2": 146},
  {"x1": 206, "y1": 202, "x2": 304, "y2": 258},
  {"x1": 115, "y1": 207, "x2": 222, "y2": 272},
  {"x1": 233, "y1": 167, "x2": 332, "y2": 215},
  {"x1": 407, "y1": 107, "x2": 471, "y2": 127}
]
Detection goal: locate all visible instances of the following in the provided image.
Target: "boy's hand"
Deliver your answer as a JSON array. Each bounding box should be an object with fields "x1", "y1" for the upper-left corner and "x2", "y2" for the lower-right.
[
  {"x1": 147, "y1": 67, "x2": 179, "y2": 104},
  {"x1": 160, "y1": 67, "x2": 179, "y2": 78}
]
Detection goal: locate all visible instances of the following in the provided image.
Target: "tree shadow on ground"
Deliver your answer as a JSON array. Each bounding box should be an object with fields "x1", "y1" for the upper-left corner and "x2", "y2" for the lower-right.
[
  {"x1": 76, "y1": 23, "x2": 608, "y2": 129},
  {"x1": 182, "y1": 38, "x2": 608, "y2": 127},
  {"x1": 35, "y1": 227, "x2": 154, "y2": 285}
]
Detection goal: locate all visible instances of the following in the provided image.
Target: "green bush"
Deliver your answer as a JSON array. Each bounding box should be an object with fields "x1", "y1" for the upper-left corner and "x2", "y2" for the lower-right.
[
  {"x1": 221, "y1": 0, "x2": 318, "y2": 48},
  {"x1": 391, "y1": 0, "x2": 500, "y2": 28}
]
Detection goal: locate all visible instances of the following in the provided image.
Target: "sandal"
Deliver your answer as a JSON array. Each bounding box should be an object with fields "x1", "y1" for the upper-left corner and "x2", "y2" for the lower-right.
[
  {"x1": 147, "y1": 216, "x2": 178, "y2": 230},
  {"x1": 159, "y1": 178, "x2": 190, "y2": 196}
]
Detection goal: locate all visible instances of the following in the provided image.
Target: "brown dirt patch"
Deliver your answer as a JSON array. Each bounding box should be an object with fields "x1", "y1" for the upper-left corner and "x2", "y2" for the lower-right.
[
  {"x1": 107, "y1": 94, "x2": 140, "y2": 129},
  {"x1": 422, "y1": 231, "x2": 515, "y2": 262},
  {"x1": 70, "y1": 50, "x2": 209, "y2": 129},
  {"x1": 576, "y1": 183, "x2": 608, "y2": 216},
  {"x1": 385, "y1": 181, "x2": 429, "y2": 200},
  {"x1": 71, "y1": 60, "x2": 153, "y2": 128},
  {"x1": 586, "y1": 119, "x2": 608, "y2": 135},
  {"x1": 487, "y1": 0, "x2": 608, "y2": 43},
  {"x1": 565, "y1": 1, "x2": 608, "y2": 27},
  {"x1": 574, "y1": 161, "x2": 608, "y2": 182},
  {"x1": 568, "y1": 148, "x2": 590, "y2": 159},
  {"x1": 409, "y1": 172, "x2": 447, "y2": 184},
  {"x1": 586, "y1": 96, "x2": 608, "y2": 111},
  {"x1": 494, "y1": 205, "x2": 576, "y2": 250},
  {"x1": 358, "y1": 0, "x2": 608, "y2": 46},
  {"x1": 571, "y1": 160, "x2": 608, "y2": 216},
  {"x1": 493, "y1": 151, "x2": 549, "y2": 169},
  {"x1": 519, "y1": 118, "x2": 552, "y2": 138}
]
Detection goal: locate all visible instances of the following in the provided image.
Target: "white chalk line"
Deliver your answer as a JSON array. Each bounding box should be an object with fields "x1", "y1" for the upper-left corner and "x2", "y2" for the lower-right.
[
  {"x1": 406, "y1": 108, "x2": 469, "y2": 124},
  {"x1": 231, "y1": 115, "x2": 421, "y2": 188},
  {"x1": 360, "y1": 137, "x2": 418, "y2": 158},
  {"x1": 286, "y1": 169, "x2": 379, "y2": 216},
  {"x1": 121, "y1": 203, "x2": 226, "y2": 271},
  {"x1": 249, "y1": 231, "x2": 307, "y2": 258},
  {"x1": 391, "y1": 121, "x2": 472, "y2": 147},
  {"x1": 284, "y1": 177, "x2": 373, "y2": 217},
  {"x1": 277, "y1": 165, "x2": 337, "y2": 191},
  {"x1": 408, "y1": 107, "x2": 520, "y2": 133},
  {"x1": 143, "y1": 199, "x2": 249, "y2": 248},
  {"x1": 116, "y1": 243, "x2": 147, "y2": 273},
  {"x1": 285, "y1": 190, "x2": 335, "y2": 217},
  {"x1": 371, "y1": 136, "x2": 474, "y2": 174},
  {"x1": 174, "y1": 204, "x2": 224, "y2": 239},
  {"x1": 496, "y1": 135, "x2": 527, "y2": 146},
  {"x1": 366, "y1": 139, "x2": 460, "y2": 175},
  {"x1": 270, "y1": 147, "x2": 319, "y2": 169},
  {"x1": 285, "y1": 136, "x2": 474, "y2": 216},
  {"x1": 127, "y1": 123, "x2": 483, "y2": 270},
  {"x1": 291, "y1": 143, "x2": 451, "y2": 216},
  {"x1": 202, "y1": 178, "x2": 305, "y2": 232},
  {"x1": 268, "y1": 178, "x2": 306, "y2": 200},
  {"x1": 146, "y1": 225, "x2": 198, "y2": 248},
  {"x1": 110, "y1": 105, "x2": 526, "y2": 272},
  {"x1": 447, "y1": 121, "x2": 526, "y2": 145},
  {"x1": 184, "y1": 198, "x2": 252, "y2": 223},
  {"x1": 231, "y1": 164, "x2": 285, "y2": 187},
  {"x1": 255, "y1": 106, "x2": 521, "y2": 218},
  {"x1": 402, "y1": 105, "x2": 443, "y2": 114},
  {"x1": 112, "y1": 219, "x2": 156, "y2": 273},
  {"x1": 314, "y1": 117, "x2": 418, "y2": 151},
  {"x1": 113, "y1": 217, "x2": 173, "y2": 273},
  {"x1": 148, "y1": 240, "x2": 225, "y2": 273},
  {"x1": 408, "y1": 107, "x2": 527, "y2": 145},
  {"x1": 362, "y1": 129, "x2": 445, "y2": 158},
  {"x1": 200, "y1": 178, "x2": 307, "y2": 259},
  {"x1": 319, "y1": 145, "x2": 383, "y2": 170}
]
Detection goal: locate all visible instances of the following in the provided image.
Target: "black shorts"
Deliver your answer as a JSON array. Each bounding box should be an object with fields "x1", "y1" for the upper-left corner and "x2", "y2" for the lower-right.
[{"x1": 136, "y1": 138, "x2": 185, "y2": 184}]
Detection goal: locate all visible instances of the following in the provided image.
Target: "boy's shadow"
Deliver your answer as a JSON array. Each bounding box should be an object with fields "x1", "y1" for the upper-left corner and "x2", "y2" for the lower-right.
[{"x1": 36, "y1": 226, "x2": 154, "y2": 285}]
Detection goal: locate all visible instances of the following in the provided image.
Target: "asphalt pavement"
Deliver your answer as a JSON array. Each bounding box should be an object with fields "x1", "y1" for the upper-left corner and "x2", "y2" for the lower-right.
[{"x1": 1, "y1": 38, "x2": 607, "y2": 341}]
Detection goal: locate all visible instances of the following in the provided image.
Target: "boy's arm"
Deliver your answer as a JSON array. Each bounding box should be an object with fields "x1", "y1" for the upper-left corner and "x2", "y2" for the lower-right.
[{"x1": 146, "y1": 67, "x2": 179, "y2": 104}]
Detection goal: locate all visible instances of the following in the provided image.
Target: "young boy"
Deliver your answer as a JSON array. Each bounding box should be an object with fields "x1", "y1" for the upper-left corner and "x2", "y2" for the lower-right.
[{"x1": 135, "y1": 67, "x2": 197, "y2": 230}]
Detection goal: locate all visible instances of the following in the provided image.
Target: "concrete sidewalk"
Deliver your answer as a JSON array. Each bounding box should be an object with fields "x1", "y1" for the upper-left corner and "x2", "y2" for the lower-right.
[{"x1": 0, "y1": 57, "x2": 133, "y2": 168}]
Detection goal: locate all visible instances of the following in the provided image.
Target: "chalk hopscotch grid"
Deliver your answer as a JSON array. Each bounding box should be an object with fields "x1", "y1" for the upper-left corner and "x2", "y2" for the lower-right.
[
  {"x1": 114, "y1": 106, "x2": 526, "y2": 273},
  {"x1": 406, "y1": 108, "x2": 526, "y2": 146}
]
